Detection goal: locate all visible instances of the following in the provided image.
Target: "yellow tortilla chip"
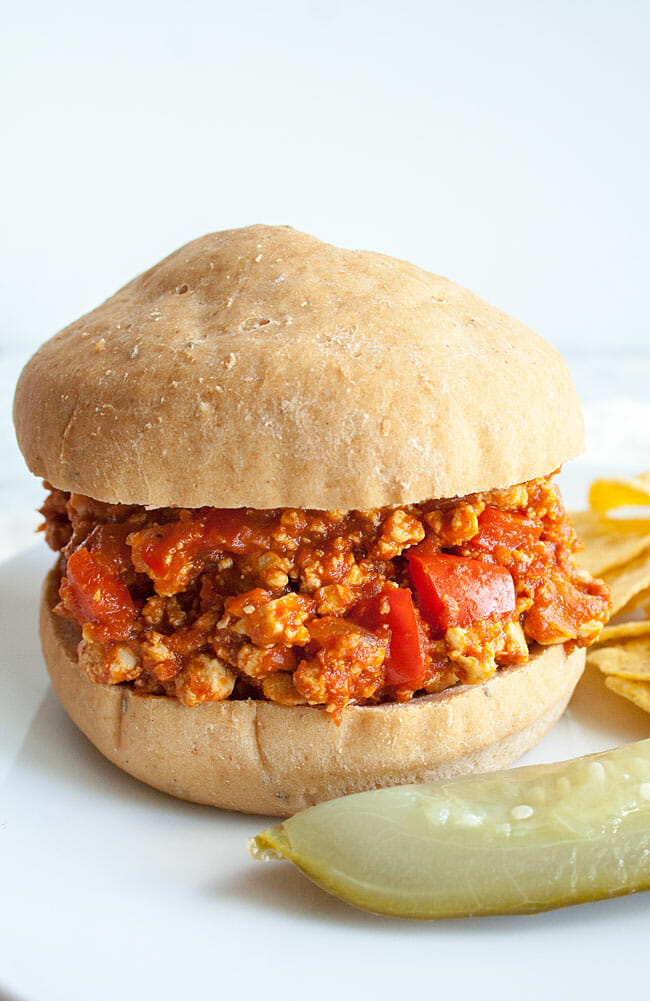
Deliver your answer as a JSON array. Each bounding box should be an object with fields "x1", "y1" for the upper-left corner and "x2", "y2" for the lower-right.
[
  {"x1": 588, "y1": 471, "x2": 650, "y2": 514},
  {"x1": 570, "y1": 509, "x2": 650, "y2": 576},
  {"x1": 580, "y1": 470, "x2": 650, "y2": 715},
  {"x1": 616, "y1": 588, "x2": 650, "y2": 619},
  {"x1": 598, "y1": 620, "x2": 650, "y2": 643},
  {"x1": 604, "y1": 675, "x2": 650, "y2": 715},
  {"x1": 588, "y1": 640, "x2": 650, "y2": 680},
  {"x1": 602, "y1": 553, "x2": 650, "y2": 616}
]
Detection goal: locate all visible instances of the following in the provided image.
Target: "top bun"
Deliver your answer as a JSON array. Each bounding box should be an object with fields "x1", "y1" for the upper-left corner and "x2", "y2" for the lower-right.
[{"x1": 14, "y1": 225, "x2": 583, "y2": 510}]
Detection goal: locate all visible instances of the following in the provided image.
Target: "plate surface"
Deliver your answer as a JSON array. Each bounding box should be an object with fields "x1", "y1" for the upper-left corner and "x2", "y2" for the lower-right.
[{"x1": 1, "y1": 467, "x2": 650, "y2": 1001}]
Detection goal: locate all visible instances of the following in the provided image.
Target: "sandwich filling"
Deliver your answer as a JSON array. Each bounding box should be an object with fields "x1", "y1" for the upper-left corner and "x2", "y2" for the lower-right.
[{"x1": 42, "y1": 475, "x2": 611, "y2": 720}]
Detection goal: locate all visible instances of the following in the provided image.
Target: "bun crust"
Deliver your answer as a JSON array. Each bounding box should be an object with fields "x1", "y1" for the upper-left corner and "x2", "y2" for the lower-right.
[
  {"x1": 15, "y1": 225, "x2": 583, "y2": 510},
  {"x1": 41, "y1": 567, "x2": 586, "y2": 816}
]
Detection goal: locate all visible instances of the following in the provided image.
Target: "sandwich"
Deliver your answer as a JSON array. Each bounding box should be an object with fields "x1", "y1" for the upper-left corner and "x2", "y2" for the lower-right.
[{"x1": 13, "y1": 225, "x2": 611, "y2": 815}]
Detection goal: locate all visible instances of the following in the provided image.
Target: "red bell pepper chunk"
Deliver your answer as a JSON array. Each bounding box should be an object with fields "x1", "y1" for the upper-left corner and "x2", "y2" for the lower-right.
[
  {"x1": 130, "y1": 508, "x2": 274, "y2": 594},
  {"x1": 351, "y1": 588, "x2": 425, "y2": 687},
  {"x1": 406, "y1": 550, "x2": 515, "y2": 633},
  {"x1": 60, "y1": 546, "x2": 137, "y2": 640},
  {"x1": 470, "y1": 507, "x2": 543, "y2": 554}
]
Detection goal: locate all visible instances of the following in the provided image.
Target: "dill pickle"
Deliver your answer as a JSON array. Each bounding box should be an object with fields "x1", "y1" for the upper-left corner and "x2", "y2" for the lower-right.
[{"x1": 248, "y1": 739, "x2": 650, "y2": 918}]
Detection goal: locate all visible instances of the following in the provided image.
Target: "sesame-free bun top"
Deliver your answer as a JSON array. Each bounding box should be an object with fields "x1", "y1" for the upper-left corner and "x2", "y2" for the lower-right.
[{"x1": 14, "y1": 225, "x2": 583, "y2": 510}]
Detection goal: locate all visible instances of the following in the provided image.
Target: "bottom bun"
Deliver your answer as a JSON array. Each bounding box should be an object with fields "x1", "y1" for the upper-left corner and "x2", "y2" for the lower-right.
[{"x1": 40, "y1": 567, "x2": 586, "y2": 816}]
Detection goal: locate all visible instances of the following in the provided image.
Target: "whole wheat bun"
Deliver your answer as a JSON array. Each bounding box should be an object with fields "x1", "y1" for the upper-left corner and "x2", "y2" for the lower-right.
[
  {"x1": 14, "y1": 225, "x2": 583, "y2": 510},
  {"x1": 21, "y1": 226, "x2": 587, "y2": 815},
  {"x1": 41, "y1": 568, "x2": 585, "y2": 816}
]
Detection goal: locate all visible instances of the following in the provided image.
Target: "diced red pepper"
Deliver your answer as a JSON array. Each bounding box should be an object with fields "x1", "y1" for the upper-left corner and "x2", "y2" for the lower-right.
[
  {"x1": 470, "y1": 507, "x2": 543, "y2": 554},
  {"x1": 351, "y1": 588, "x2": 426, "y2": 687},
  {"x1": 406, "y1": 550, "x2": 515, "y2": 634},
  {"x1": 59, "y1": 546, "x2": 137, "y2": 641},
  {"x1": 129, "y1": 508, "x2": 275, "y2": 595}
]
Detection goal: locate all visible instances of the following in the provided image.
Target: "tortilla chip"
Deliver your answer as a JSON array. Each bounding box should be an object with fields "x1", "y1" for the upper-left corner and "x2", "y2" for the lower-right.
[
  {"x1": 577, "y1": 470, "x2": 650, "y2": 714},
  {"x1": 604, "y1": 675, "x2": 650, "y2": 715},
  {"x1": 598, "y1": 620, "x2": 650, "y2": 644},
  {"x1": 602, "y1": 554, "x2": 650, "y2": 616},
  {"x1": 570, "y1": 509, "x2": 650, "y2": 576},
  {"x1": 588, "y1": 640, "x2": 650, "y2": 680},
  {"x1": 588, "y1": 472, "x2": 650, "y2": 514}
]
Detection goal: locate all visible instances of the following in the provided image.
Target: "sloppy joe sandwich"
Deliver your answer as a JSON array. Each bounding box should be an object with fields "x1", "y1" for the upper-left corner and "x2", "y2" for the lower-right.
[{"x1": 13, "y1": 225, "x2": 611, "y2": 815}]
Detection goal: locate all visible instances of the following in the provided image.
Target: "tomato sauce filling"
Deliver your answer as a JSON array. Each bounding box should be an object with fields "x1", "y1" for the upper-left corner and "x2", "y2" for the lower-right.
[{"x1": 41, "y1": 476, "x2": 612, "y2": 720}]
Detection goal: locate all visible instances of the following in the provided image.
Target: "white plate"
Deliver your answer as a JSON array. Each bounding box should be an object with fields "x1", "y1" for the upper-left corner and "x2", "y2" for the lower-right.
[{"x1": 2, "y1": 473, "x2": 650, "y2": 1001}]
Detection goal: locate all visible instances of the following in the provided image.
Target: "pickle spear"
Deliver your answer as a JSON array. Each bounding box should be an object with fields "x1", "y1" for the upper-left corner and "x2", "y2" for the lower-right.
[{"x1": 248, "y1": 740, "x2": 650, "y2": 918}]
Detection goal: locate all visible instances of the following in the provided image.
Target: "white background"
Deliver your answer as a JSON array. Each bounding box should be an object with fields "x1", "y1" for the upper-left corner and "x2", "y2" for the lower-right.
[
  {"x1": 1, "y1": 4, "x2": 650, "y2": 1001},
  {"x1": 2, "y1": 0, "x2": 649, "y2": 353}
]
